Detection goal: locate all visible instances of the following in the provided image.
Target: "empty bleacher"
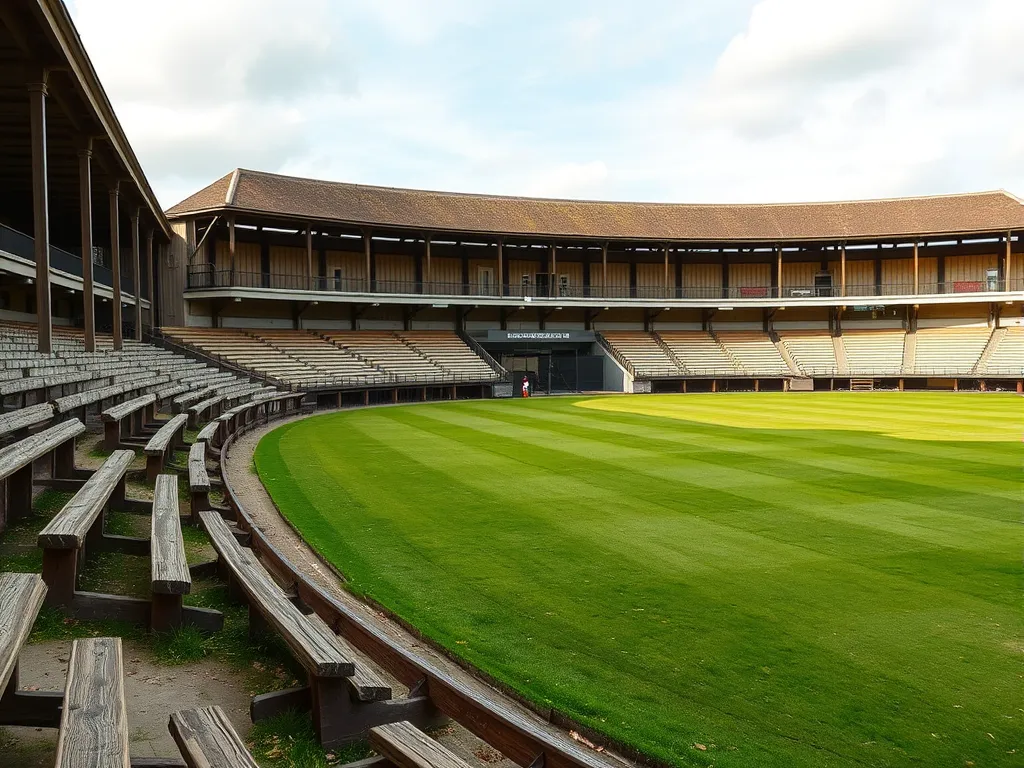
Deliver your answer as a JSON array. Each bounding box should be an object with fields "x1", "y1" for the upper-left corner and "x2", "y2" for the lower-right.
[
  {"x1": 715, "y1": 331, "x2": 793, "y2": 376},
  {"x1": 658, "y1": 331, "x2": 744, "y2": 376},
  {"x1": 913, "y1": 327, "x2": 991, "y2": 375},
  {"x1": 779, "y1": 331, "x2": 839, "y2": 376},
  {"x1": 599, "y1": 331, "x2": 682, "y2": 377},
  {"x1": 399, "y1": 331, "x2": 501, "y2": 380},
  {"x1": 979, "y1": 326, "x2": 1024, "y2": 375},
  {"x1": 840, "y1": 330, "x2": 906, "y2": 376}
]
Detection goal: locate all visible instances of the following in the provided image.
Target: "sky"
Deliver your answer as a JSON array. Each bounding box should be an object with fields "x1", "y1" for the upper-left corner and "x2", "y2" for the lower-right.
[{"x1": 66, "y1": 0, "x2": 1024, "y2": 211}]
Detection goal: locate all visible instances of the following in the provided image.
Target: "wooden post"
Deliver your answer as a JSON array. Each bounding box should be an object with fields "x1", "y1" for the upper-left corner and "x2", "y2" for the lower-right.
[
  {"x1": 29, "y1": 75, "x2": 52, "y2": 353},
  {"x1": 496, "y1": 239, "x2": 503, "y2": 297},
  {"x1": 146, "y1": 231, "x2": 155, "y2": 328},
  {"x1": 364, "y1": 230, "x2": 372, "y2": 292},
  {"x1": 602, "y1": 242, "x2": 608, "y2": 298},
  {"x1": 228, "y1": 216, "x2": 236, "y2": 275},
  {"x1": 131, "y1": 209, "x2": 142, "y2": 340},
  {"x1": 79, "y1": 141, "x2": 95, "y2": 353},
  {"x1": 550, "y1": 244, "x2": 557, "y2": 297},
  {"x1": 1006, "y1": 231, "x2": 1013, "y2": 292},
  {"x1": 776, "y1": 245, "x2": 783, "y2": 298},
  {"x1": 840, "y1": 243, "x2": 847, "y2": 297},
  {"x1": 663, "y1": 244, "x2": 670, "y2": 297},
  {"x1": 913, "y1": 241, "x2": 919, "y2": 294},
  {"x1": 424, "y1": 234, "x2": 432, "y2": 292},
  {"x1": 109, "y1": 183, "x2": 122, "y2": 351},
  {"x1": 306, "y1": 226, "x2": 313, "y2": 290}
]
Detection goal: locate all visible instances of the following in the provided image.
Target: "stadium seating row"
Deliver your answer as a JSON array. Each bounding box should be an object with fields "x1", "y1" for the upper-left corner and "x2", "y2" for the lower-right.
[{"x1": 601, "y1": 327, "x2": 1024, "y2": 378}]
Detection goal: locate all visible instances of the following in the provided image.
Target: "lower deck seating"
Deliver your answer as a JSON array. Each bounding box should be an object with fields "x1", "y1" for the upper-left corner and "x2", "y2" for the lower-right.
[
  {"x1": 913, "y1": 327, "x2": 991, "y2": 374},
  {"x1": 841, "y1": 330, "x2": 905, "y2": 375},
  {"x1": 714, "y1": 331, "x2": 792, "y2": 376},
  {"x1": 779, "y1": 331, "x2": 838, "y2": 376},
  {"x1": 658, "y1": 331, "x2": 743, "y2": 376},
  {"x1": 599, "y1": 331, "x2": 682, "y2": 377},
  {"x1": 981, "y1": 326, "x2": 1024, "y2": 375}
]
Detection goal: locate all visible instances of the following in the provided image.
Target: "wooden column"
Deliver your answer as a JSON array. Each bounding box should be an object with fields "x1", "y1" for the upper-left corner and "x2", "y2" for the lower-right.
[
  {"x1": 663, "y1": 244, "x2": 670, "y2": 296},
  {"x1": 228, "y1": 216, "x2": 236, "y2": 274},
  {"x1": 496, "y1": 239, "x2": 503, "y2": 296},
  {"x1": 1005, "y1": 231, "x2": 1013, "y2": 292},
  {"x1": 913, "y1": 241, "x2": 919, "y2": 294},
  {"x1": 840, "y1": 244, "x2": 846, "y2": 297},
  {"x1": 78, "y1": 141, "x2": 95, "y2": 353},
  {"x1": 363, "y1": 230, "x2": 372, "y2": 291},
  {"x1": 146, "y1": 231, "x2": 154, "y2": 328},
  {"x1": 306, "y1": 226, "x2": 313, "y2": 290},
  {"x1": 550, "y1": 244, "x2": 557, "y2": 296},
  {"x1": 601, "y1": 242, "x2": 608, "y2": 298},
  {"x1": 131, "y1": 209, "x2": 142, "y2": 340},
  {"x1": 109, "y1": 183, "x2": 122, "y2": 351},
  {"x1": 776, "y1": 245, "x2": 783, "y2": 298},
  {"x1": 424, "y1": 234, "x2": 432, "y2": 291},
  {"x1": 29, "y1": 75, "x2": 52, "y2": 353}
]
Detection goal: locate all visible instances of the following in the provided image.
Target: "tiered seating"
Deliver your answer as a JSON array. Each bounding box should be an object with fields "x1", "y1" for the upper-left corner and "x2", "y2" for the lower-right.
[
  {"x1": 715, "y1": 331, "x2": 792, "y2": 376},
  {"x1": 163, "y1": 327, "x2": 320, "y2": 383},
  {"x1": 981, "y1": 327, "x2": 1024, "y2": 375},
  {"x1": 326, "y1": 331, "x2": 448, "y2": 381},
  {"x1": 658, "y1": 331, "x2": 743, "y2": 376},
  {"x1": 841, "y1": 330, "x2": 905, "y2": 375},
  {"x1": 913, "y1": 327, "x2": 991, "y2": 375},
  {"x1": 780, "y1": 331, "x2": 839, "y2": 376},
  {"x1": 400, "y1": 331, "x2": 500, "y2": 380},
  {"x1": 599, "y1": 332, "x2": 682, "y2": 377},
  {"x1": 253, "y1": 330, "x2": 386, "y2": 384}
]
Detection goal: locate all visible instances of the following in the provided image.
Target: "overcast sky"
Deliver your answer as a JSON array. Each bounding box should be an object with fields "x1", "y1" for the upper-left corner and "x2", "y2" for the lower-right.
[{"x1": 66, "y1": 0, "x2": 1024, "y2": 210}]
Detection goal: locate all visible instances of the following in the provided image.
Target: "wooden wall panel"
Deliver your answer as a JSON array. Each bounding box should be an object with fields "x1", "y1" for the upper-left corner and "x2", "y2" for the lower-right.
[
  {"x1": 636, "y1": 263, "x2": 662, "y2": 289},
  {"x1": 683, "y1": 263, "x2": 721, "y2": 290},
  {"x1": 271, "y1": 246, "x2": 306, "y2": 279},
  {"x1": 946, "y1": 254, "x2": 997, "y2": 283},
  {"x1": 558, "y1": 261, "x2": 583, "y2": 287},
  {"x1": 783, "y1": 262, "x2": 816, "y2": 288},
  {"x1": 730, "y1": 263, "x2": 770, "y2": 288},
  {"x1": 160, "y1": 222, "x2": 189, "y2": 327},
  {"x1": 376, "y1": 254, "x2": 415, "y2": 286},
  {"x1": 606, "y1": 263, "x2": 629, "y2": 290},
  {"x1": 325, "y1": 251, "x2": 365, "y2": 281},
  {"x1": 431, "y1": 257, "x2": 461, "y2": 287},
  {"x1": 881, "y1": 258, "x2": 913, "y2": 291},
  {"x1": 234, "y1": 242, "x2": 260, "y2": 275},
  {"x1": 509, "y1": 260, "x2": 535, "y2": 292},
  {"x1": 845, "y1": 261, "x2": 874, "y2": 292},
  {"x1": 919, "y1": 256, "x2": 938, "y2": 290}
]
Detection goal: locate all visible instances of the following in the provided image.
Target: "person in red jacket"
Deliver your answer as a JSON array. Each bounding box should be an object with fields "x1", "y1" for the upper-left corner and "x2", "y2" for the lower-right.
[{"x1": 522, "y1": 375, "x2": 530, "y2": 398}]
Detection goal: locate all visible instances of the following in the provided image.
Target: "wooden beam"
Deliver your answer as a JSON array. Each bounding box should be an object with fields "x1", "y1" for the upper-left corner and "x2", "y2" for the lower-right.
[
  {"x1": 1006, "y1": 231, "x2": 1013, "y2": 291},
  {"x1": 146, "y1": 230, "x2": 154, "y2": 328},
  {"x1": 306, "y1": 226, "x2": 313, "y2": 290},
  {"x1": 78, "y1": 139, "x2": 95, "y2": 352},
  {"x1": 840, "y1": 243, "x2": 846, "y2": 297},
  {"x1": 131, "y1": 208, "x2": 141, "y2": 340},
  {"x1": 109, "y1": 181, "x2": 122, "y2": 350},
  {"x1": 228, "y1": 216, "x2": 235, "y2": 272},
  {"x1": 496, "y1": 238, "x2": 503, "y2": 297},
  {"x1": 913, "y1": 241, "x2": 919, "y2": 294},
  {"x1": 29, "y1": 73, "x2": 52, "y2": 353},
  {"x1": 601, "y1": 242, "x2": 608, "y2": 298}
]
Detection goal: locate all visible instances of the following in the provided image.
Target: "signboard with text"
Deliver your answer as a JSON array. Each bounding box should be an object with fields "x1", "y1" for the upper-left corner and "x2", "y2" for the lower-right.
[{"x1": 485, "y1": 330, "x2": 596, "y2": 343}]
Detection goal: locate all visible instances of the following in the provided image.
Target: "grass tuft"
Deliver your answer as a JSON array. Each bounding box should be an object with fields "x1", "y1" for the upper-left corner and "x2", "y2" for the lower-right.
[{"x1": 248, "y1": 710, "x2": 370, "y2": 767}]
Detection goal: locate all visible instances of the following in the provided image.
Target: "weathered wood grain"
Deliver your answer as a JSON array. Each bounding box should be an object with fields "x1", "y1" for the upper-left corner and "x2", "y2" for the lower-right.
[
  {"x1": 369, "y1": 720, "x2": 472, "y2": 768},
  {"x1": 0, "y1": 418, "x2": 85, "y2": 480},
  {"x1": 168, "y1": 705, "x2": 260, "y2": 768},
  {"x1": 144, "y1": 414, "x2": 188, "y2": 456},
  {"x1": 187, "y1": 442, "x2": 210, "y2": 493},
  {"x1": 101, "y1": 394, "x2": 156, "y2": 423},
  {"x1": 54, "y1": 637, "x2": 129, "y2": 768},
  {"x1": 0, "y1": 572, "x2": 47, "y2": 695},
  {"x1": 152, "y1": 475, "x2": 190, "y2": 595},
  {"x1": 0, "y1": 403, "x2": 54, "y2": 437},
  {"x1": 38, "y1": 450, "x2": 135, "y2": 549}
]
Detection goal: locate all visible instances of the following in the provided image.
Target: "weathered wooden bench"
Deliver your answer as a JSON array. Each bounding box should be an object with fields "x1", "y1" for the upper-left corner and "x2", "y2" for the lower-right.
[
  {"x1": 195, "y1": 419, "x2": 221, "y2": 447},
  {"x1": 51, "y1": 373, "x2": 168, "y2": 418},
  {"x1": 0, "y1": 402, "x2": 54, "y2": 440},
  {"x1": 370, "y1": 721, "x2": 472, "y2": 768},
  {"x1": 53, "y1": 637, "x2": 129, "y2": 768},
  {"x1": 101, "y1": 393, "x2": 157, "y2": 450},
  {"x1": 144, "y1": 414, "x2": 188, "y2": 482},
  {"x1": 187, "y1": 394, "x2": 223, "y2": 429},
  {"x1": 200, "y1": 510, "x2": 419, "y2": 746},
  {"x1": 0, "y1": 418, "x2": 86, "y2": 533},
  {"x1": 173, "y1": 387, "x2": 216, "y2": 412},
  {"x1": 0, "y1": 572, "x2": 63, "y2": 729},
  {"x1": 38, "y1": 449, "x2": 137, "y2": 605},
  {"x1": 169, "y1": 705, "x2": 260, "y2": 767},
  {"x1": 151, "y1": 474, "x2": 193, "y2": 632},
  {"x1": 188, "y1": 442, "x2": 211, "y2": 522},
  {"x1": 0, "y1": 370, "x2": 93, "y2": 405}
]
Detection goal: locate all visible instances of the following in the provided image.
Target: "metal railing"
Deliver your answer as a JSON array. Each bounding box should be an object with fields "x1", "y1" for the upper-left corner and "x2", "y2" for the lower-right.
[{"x1": 185, "y1": 265, "x2": 1024, "y2": 301}]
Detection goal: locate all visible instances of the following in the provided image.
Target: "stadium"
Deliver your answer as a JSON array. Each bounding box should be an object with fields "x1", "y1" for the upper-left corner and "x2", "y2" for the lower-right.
[{"x1": 0, "y1": 1, "x2": 1019, "y2": 767}]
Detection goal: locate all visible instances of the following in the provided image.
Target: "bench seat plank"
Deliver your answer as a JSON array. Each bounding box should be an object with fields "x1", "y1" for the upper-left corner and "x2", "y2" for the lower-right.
[
  {"x1": 0, "y1": 572, "x2": 47, "y2": 694},
  {"x1": 0, "y1": 403, "x2": 54, "y2": 437},
  {"x1": 188, "y1": 395, "x2": 222, "y2": 417},
  {"x1": 0, "y1": 418, "x2": 85, "y2": 479},
  {"x1": 199, "y1": 510, "x2": 353, "y2": 677},
  {"x1": 152, "y1": 475, "x2": 191, "y2": 595},
  {"x1": 54, "y1": 637, "x2": 129, "y2": 768},
  {"x1": 195, "y1": 422, "x2": 220, "y2": 443},
  {"x1": 188, "y1": 442, "x2": 210, "y2": 492},
  {"x1": 369, "y1": 721, "x2": 472, "y2": 768},
  {"x1": 101, "y1": 394, "x2": 156, "y2": 423},
  {"x1": 169, "y1": 705, "x2": 259, "y2": 768},
  {"x1": 144, "y1": 414, "x2": 189, "y2": 456},
  {"x1": 37, "y1": 450, "x2": 135, "y2": 549}
]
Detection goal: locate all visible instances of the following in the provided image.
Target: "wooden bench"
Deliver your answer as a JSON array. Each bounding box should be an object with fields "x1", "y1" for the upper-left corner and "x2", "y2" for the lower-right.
[
  {"x1": 0, "y1": 402, "x2": 54, "y2": 440},
  {"x1": 187, "y1": 394, "x2": 223, "y2": 429},
  {"x1": 188, "y1": 442, "x2": 211, "y2": 522},
  {"x1": 38, "y1": 449, "x2": 136, "y2": 605},
  {"x1": 0, "y1": 418, "x2": 86, "y2": 533},
  {"x1": 51, "y1": 374, "x2": 167, "y2": 417},
  {"x1": 101, "y1": 393, "x2": 157, "y2": 450},
  {"x1": 370, "y1": 721, "x2": 472, "y2": 768},
  {"x1": 54, "y1": 637, "x2": 129, "y2": 768},
  {"x1": 0, "y1": 572, "x2": 62, "y2": 729},
  {"x1": 200, "y1": 510, "x2": 414, "y2": 745},
  {"x1": 0, "y1": 370, "x2": 92, "y2": 401},
  {"x1": 169, "y1": 705, "x2": 259, "y2": 767},
  {"x1": 144, "y1": 414, "x2": 188, "y2": 482},
  {"x1": 195, "y1": 420, "x2": 221, "y2": 447},
  {"x1": 151, "y1": 474, "x2": 192, "y2": 632}
]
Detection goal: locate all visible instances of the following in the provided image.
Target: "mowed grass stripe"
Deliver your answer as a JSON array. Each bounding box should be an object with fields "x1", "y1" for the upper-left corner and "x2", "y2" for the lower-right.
[{"x1": 255, "y1": 394, "x2": 1022, "y2": 768}]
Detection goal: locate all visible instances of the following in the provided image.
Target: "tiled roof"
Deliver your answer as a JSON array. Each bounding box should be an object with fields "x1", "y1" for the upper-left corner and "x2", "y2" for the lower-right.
[{"x1": 165, "y1": 169, "x2": 1024, "y2": 243}]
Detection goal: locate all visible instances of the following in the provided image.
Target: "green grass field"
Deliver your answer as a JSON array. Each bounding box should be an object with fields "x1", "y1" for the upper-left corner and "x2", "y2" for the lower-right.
[{"x1": 254, "y1": 393, "x2": 1022, "y2": 768}]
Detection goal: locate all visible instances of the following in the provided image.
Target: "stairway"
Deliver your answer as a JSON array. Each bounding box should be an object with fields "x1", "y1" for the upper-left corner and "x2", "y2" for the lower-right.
[
  {"x1": 651, "y1": 332, "x2": 688, "y2": 374},
  {"x1": 973, "y1": 327, "x2": 1005, "y2": 374},
  {"x1": 850, "y1": 378, "x2": 875, "y2": 391},
  {"x1": 771, "y1": 331, "x2": 802, "y2": 375},
  {"x1": 832, "y1": 335, "x2": 849, "y2": 376},
  {"x1": 708, "y1": 330, "x2": 746, "y2": 374}
]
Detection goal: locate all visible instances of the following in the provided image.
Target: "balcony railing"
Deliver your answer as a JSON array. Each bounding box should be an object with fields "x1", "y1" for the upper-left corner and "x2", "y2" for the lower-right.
[
  {"x1": 186, "y1": 265, "x2": 1023, "y2": 301},
  {"x1": 0, "y1": 222, "x2": 138, "y2": 297}
]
